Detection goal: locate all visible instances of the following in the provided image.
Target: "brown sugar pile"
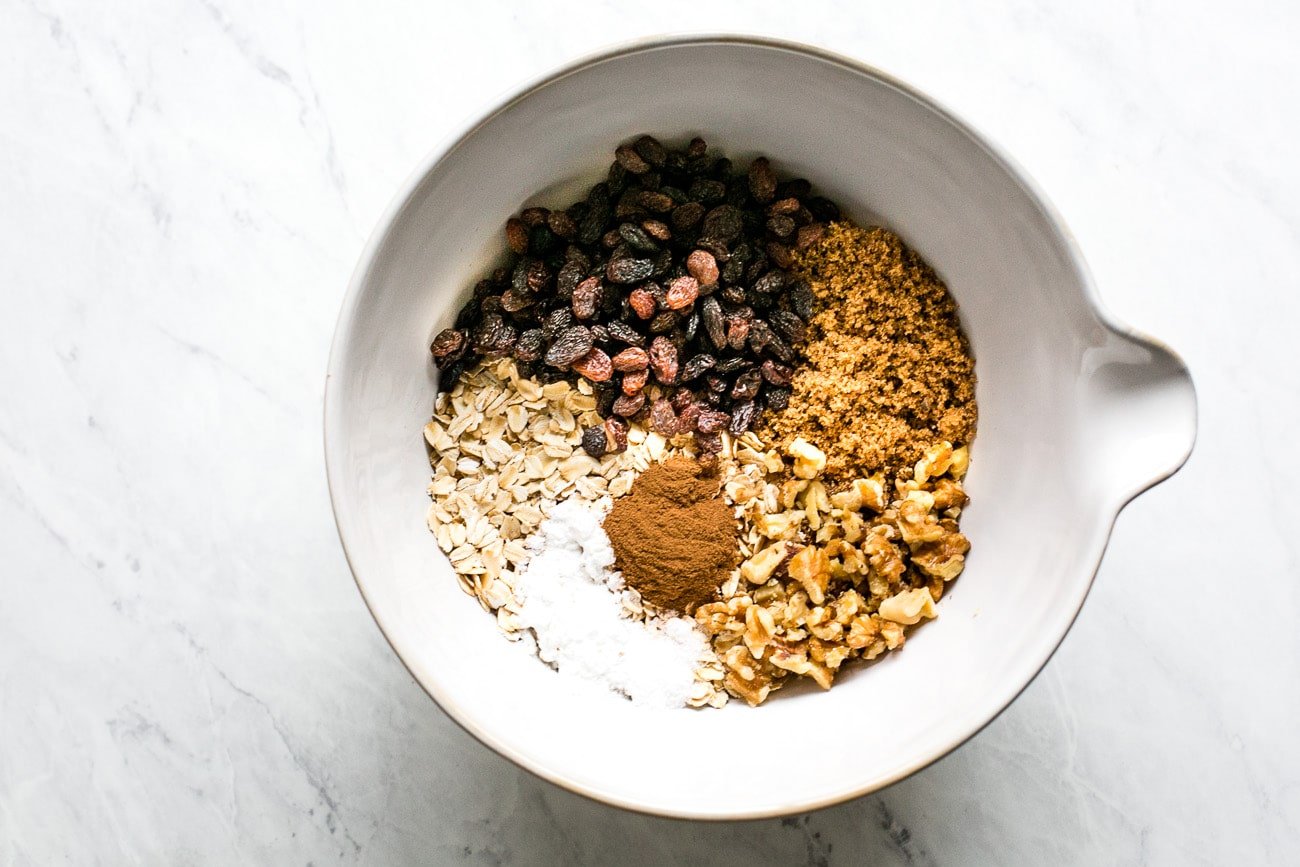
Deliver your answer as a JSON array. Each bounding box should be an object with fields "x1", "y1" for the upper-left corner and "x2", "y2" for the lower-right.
[
  {"x1": 761, "y1": 222, "x2": 977, "y2": 484},
  {"x1": 603, "y1": 457, "x2": 737, "y2": 613}
]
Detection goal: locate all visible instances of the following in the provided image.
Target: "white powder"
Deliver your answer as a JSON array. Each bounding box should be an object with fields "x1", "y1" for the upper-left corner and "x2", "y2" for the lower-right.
[{"x1": 512, "y1": 497, "x2": 707, "y2": 708}]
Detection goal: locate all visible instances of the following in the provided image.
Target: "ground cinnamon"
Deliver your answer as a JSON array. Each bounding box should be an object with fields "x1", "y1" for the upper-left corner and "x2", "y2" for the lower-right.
[{"x1": 604, "y1": 457, "x2": 736, "y2": 613}]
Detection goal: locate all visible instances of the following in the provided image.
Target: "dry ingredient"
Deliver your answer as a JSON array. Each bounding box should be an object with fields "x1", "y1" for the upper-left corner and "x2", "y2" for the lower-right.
[
  {"x1": 422, "y1": 138, "x2": 980, "y2": 710},
  {"x1": 604, "y1": 457, "x2": 736, "y2": 613},
  {"x1": 512, "y1": 497, "x2": 708, "y2": 707},
  {"x1": 699, "y1": 434, "x2": 971, "y2": 706},
  {"x1": 429, "y1": 135, "x2": 843, "y2": 456},
  {"x1": 762, "y1": 222, "x2": 977, "y2": 483}
]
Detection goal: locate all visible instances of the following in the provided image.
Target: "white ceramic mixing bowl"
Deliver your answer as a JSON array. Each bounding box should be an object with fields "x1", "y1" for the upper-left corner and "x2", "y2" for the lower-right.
[{"x1": 324, "y1": 36, "x2": 1196, "y2": 819}]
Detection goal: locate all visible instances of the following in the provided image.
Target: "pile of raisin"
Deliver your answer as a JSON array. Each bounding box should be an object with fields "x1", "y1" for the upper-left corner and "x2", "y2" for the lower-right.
[{"x1": 429, "y1": 135, "x2": 839, "y2": 458}]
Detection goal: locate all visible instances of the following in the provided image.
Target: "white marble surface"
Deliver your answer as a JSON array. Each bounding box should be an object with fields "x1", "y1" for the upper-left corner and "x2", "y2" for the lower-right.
[{"x1": 2, "y1": 0, "x2": 1296, "y2": 863}]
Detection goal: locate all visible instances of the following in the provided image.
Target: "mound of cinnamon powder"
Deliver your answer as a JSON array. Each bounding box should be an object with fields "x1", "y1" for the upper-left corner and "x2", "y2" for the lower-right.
[{"x1": 604, "y1": 458, "x2": 736, "y2": 613}]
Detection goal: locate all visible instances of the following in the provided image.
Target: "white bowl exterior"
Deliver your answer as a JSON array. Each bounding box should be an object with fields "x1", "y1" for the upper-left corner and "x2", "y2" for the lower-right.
[{"x1": 326, "y1": 39, "x2": 1195, "y2": 818}]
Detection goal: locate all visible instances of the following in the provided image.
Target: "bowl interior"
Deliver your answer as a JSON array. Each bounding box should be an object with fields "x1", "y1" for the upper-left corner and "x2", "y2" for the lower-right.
[{"x1": 326, "y1": 38, "x2": 1115, "y2": 818}]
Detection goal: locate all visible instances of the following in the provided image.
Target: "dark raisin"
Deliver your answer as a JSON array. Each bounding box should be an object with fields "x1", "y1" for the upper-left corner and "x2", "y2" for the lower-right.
[
  {"x1": 547, "y1": 211, "x2": 577, "y2": 240},
  {"x1": 764, "y1": 386, "x2": 791, "y2": 412},
  {"x1": 671, "y1": 202, "x2": 706, "y2": 231},
  {"x1": 795, "y1": 223, "x2": 825, "y2": 251},
  {"x1": 714, "y1": 356, "x2": 750, "y2": 375},
  {"x1": 505, "y1": 218, "x2": 529, "y2": 254},
  {"x1": 632, "y1": 134, "x2": 667, "y2": 168},
  {"x1": 615, "y1": 144, "x2": 650, "y2": 174},
  {"x1": 701, "y1": 204, "x2": 743, "y2": 242},
  {"x1": 515, "y1": 328, "x2": 545, "y2": 362},
  {"x1": 473, "y1": 314, "x2": 516, "y2": 355},
  {"x1": 650, "y1": 398, "x2": 678, "y2": 435},
  {"x1": 760, "y1": 358, "x2": 793, "y2": 386},
  {"x1": 770, "y1": 309, "x2": 807, "y2": 343},
  {"x1": 555, "y1": 261, "x2": 584, "y2": 299},
  {"x1": 500, "y1": 288, "x2": 532, "y2": 313},
  {"x1": 753, "y1": 270, "x2": 788, "y2": 297},
  {"x1": 747, "y1": 156, "x2": 777, "y2": 203},
  {"x1": 702, "y1": 296, "x2": 727, "y2": 349},
  {"x1": 618, "y1": 222, "x2": 658, "y2": 252},
  {"x1": 544, "y1": 307, "x2": 574, "y2": 339},
  {"x1": 606, "y1": 320, "x2": 645, "y2": 346},
  {"x1": 681, "y1": 353, "x2": 716, "y2": 381},
  {"x1": 775, "y1": 178, "x2": 811, "y2": 199},
  {"x1": 748, "y1": 320, "x2": 774, "y2": 355},
  {"x1": 519, "y1": 207, "x2": 549, "y2": 227},
  {"x1": 728, "y1": 400, "x2": 757, "y2": 434},
  {"x1": 696, "y1": 409, "x2": 731, "y2": 434},
  {"x1": 764, "y1": 330, "x2": 796, "y2": 363},
  {"x1": 572, "y1": 277, "x2": 601, "y2": 319},
  {"x1": 683, "y1": 311, "x2": 700, "y2": 342},
  {"x1": 808, "y1": 196, "x2": 840, "y2": 222},
  {"x1": 602, "y1": 228, "x2": 624, "y2": 248},
  {"x1": 649, "y1": 311, "x2": 677, "y2": 333},
  {"x1": 766, "y1": 241, "x2": 794, "y2": 269},
  {"x1": 544, "y1": 326, "x2": 593, "y2": 367},
  {"x1": 581, "y1": 425, "x2": 608, "y2": 458},
  {"x1": 767, "y1": 214, "x2": 796, "y2": 238},
  {"x1": 607, "y1": 257, "x2": 654, "y2": 284},
  {"x1": 694, "y1": 430, "x2": 723, "y2": 455},
  {"x1": 429, "y1": 328, "x2": 467, "y2": 365},
  {"x1": 688, "y1": 178, "x2": 727, "y2": 203},
  {"x1": 790, "y1": 280, "x2": 815, "y2": 320},
  {"x1": 437, "y1": 359, "x2": 467, "y2": 392},
  {"x1": 730, "y1": 369, "x2": 762, "y2": 400},
  {"x1": 589, "y1": 324, "x2": 610, "y2": 344},
  {"x1": 529, "y1": 225, "x2": 557, "y2": 256},
  {"x1": 726, "y1": 316, "x2": 751, "y2": 351}
]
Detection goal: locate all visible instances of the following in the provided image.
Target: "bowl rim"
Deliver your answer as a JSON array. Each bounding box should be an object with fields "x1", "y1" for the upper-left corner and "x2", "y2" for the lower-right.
[{"x1": 324, "y1": 32, "x2": 1196, "y2": 820}]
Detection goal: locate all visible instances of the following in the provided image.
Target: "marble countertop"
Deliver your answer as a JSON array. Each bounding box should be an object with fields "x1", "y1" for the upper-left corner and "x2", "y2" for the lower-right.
[{"x1": 4, "y1": 1, "x2": 1297, "y2": 863}]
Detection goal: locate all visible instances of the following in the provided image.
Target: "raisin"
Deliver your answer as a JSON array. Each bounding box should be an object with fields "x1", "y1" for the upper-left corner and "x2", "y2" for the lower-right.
[
  {"x1": 544, "y1": 326, "x2": 593, "y2": 367},
  {"x1": 702, "y1": 296, "x2": 727, "y2": 349},
  {"x1": 790, "y1": 280, "x2": 816, "y2": 320},
  {"x1": 648, "y1": 336, "x2": 679, "y2": 384},
  {"x1": 612, "y1": 392, "x2": 645, "y2": 417},
  {"x1": 529, "y1": 225, "x2": 557, "y2": 256},
  {"x1": 686, "y1": 250, "x2": 719, "y2": 286},
  {"x1": 665, "y1": 276, "x2": 700, "y2": 310},
  {"x1": 572, "y1": 277, "x2": 601, "y2": 319},
  {"x1": 500, "y1": 288, "x2": 533, "y2": 313},
  {"x1": 515, "y1": 329, "x2": 545, "y2": 362},
  {"x1": 505, "y1": 218, "x2": 529, "y2": 255},
  {"x1": 752, "y1": 270, "x2": 788, "y2": 297},
  {"x1": 473, "y1": 315, "x2": 516, "y2": 355},
  {"x1": 728, "y1": 400, "x2": 757, "y2": 434},
  {"x1": 571, "y1": 347, "x2": 612, "y2": 382},
  {"x1": 680, "y1": 353, "x2": 716, "y2": 381},
  {"x1": 770, "y1": 309, "x2": 806, "y2": 343},
  {"x1": 649, "y1": 311, "x2": 678, "y2": 333},
  {"x1": 795, "y1": 223, "x2": 825, "y2": 251},
  {"x1": 768, "y1": 197, "x2": 801, "y2": 216},
  {"x1": 726, "y1": 316, "x2": 751, "y2": 351},
  {"x1": 730, "y1": 369, "x2": 762, "y2": 400},
  {"x1": 767, "y1": 214, "x2": 796, "y2": 238},
  {"x1": 701, "y1": 204, "x2": 743, "y2": 242},
  {"x1": 544, "y1": 307, "x2": 574, "y2": 339},
  {"x1": 629, "y1": 287, "x2": 657, "y2": 319},
  {"x1": 747, "y1": 156, "x2": 777, "y2": 203},
  {"x1": 764, "y1": 386, "x2": 791, "y2": 412},
  {"x1": 618, "y1": 222, "x2": 659, "y2": 252},
  {"x1": 606, "y1": 320, "x2": 645, "y2": 346},
  {"x1": 607, "y1": 256, "x2": 654, "y2": 284},
  {"x1": 696, "y1": 409, "x2": 731, "y2": 434},
  {"x1": 641, "y1": 219, "x2": 671, "y2": 241},
  {"x1": 555, "y1": 261, "x2": 583, "y2": 299},
  {"x1": 581, "y1": 425, "x2": 608, "y2": 458},
  {"x1": 547, "y1": 210, "x2": 577, "y2": 240},
  {"x1": 671, "y1": 202, "x2": 706, "y2": 232},
  {"x1": 429, "y1": 328, "x2": 467, "y2": 365},
  {"x1": 760, "y1": 358, "x2": 793, "y2": 386},
  {"x1": 714, "y1": 356, "x2": 750, "y2": 375},
  {"x1": 611, "y1": 346, "x2": 649, "y2": 371},
  {"x1": 632, "y1": 134, "x2": 667, "y2": 168},
  {"x1": 621, "y1": 368, "x2": 648, "y2": 396},
  {"x1": 677, "y1": 401, "x2": 701, "y2": 433},
  {"x1": 766, "y1": 241, "x2": 794, "y2": 269},
  {"x1": 615, "y1": 144, "x2": 650, "y2": 174},
  {"x1": 650, "y1": 398, "x2": 678, "y2": 435},
  {"x1": 694, "y1": 430, "x2": 723, "y2": 455}
]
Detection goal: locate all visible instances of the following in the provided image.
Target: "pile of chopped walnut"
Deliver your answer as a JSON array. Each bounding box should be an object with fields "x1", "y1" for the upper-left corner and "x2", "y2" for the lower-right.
[{"x1": 697, "y1": 435, "x2": 970, "y2": 706}]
